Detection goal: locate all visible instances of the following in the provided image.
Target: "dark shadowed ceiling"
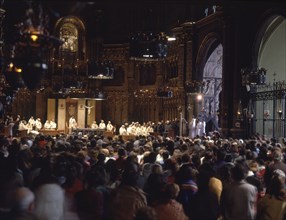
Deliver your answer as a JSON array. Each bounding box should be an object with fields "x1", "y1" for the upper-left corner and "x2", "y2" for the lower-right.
[{"x1": 1, "y1": 0, "x2": 284, "y2": 44}]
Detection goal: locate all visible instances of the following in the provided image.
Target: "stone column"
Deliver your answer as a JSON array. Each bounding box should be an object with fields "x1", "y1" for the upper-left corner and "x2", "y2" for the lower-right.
[{"x1": 220, "y1": 10, "x2": 234, "y2": 137}]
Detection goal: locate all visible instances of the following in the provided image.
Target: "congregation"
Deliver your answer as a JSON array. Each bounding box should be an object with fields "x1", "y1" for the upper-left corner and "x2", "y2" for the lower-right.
[
  {"x1": 0, "y1": 0, "x2": 284, "y2": 219},
  {"x1": 0, "y1": 123, "x2": 286, "y2": 220}
]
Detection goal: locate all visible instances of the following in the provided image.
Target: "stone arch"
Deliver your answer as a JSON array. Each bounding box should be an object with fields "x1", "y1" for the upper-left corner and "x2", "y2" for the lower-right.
[
  {"x1": 252, "y1": 9, "x2": 286, "y2": 69},
  {"x1": 251, "y1": 13, "x2": 286, "y2": 137},
  {"x1": 195, "y1": 33, "x2": 222, "y2": 132},
  {"x1": 196, "y1": 32, "x2": 221, "y2": 80}
]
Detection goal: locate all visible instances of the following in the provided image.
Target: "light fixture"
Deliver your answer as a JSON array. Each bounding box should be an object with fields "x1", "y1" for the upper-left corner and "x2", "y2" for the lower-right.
[
  {"x1": 196, "y1": 94, "x2": 203, "y2": 101},
  {"x1": 3, "y1": 59, "x2": 25, "y2": 90},
  {"x1": 167, "y1": 34, "x2": 176, "y2": 42},
  {"x1": 278, "y1": 109, "x2": 283, "y2": 118},
  {"x1": 237, "y1": 100, "x2": 243, "y2": 120},
  {"x1": 3, "y1": 1, "x2": 62, "y2": 90}
]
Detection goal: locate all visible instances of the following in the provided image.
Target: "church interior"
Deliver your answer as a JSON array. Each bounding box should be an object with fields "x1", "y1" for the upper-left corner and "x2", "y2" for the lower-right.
[{"x1": 0, "y1": 0, "x2": 285, "y2": 138}]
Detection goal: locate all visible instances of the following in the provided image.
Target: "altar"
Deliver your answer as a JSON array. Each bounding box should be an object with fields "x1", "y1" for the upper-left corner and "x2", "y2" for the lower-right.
[
  {"x1": 72, "y1": 128, "x2": 106, "y2": 136},
  {"x1": 40, "y1": 129, "x2": 65, "y2": 136}
]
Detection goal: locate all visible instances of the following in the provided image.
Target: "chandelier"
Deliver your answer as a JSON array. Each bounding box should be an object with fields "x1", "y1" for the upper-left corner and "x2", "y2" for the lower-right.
[{"x1": 3, "y1": 1, "x2": 62, "y2": 90}]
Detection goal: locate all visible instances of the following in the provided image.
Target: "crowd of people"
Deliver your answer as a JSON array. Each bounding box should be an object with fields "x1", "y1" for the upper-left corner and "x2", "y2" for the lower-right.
[{"x1": 0, "y1": 120, "x2": 286, "y2": 220}]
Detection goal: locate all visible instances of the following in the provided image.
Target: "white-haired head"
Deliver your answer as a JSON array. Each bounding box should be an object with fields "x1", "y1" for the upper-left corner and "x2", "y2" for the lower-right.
[
  {"x1": 33, "y1": 184, "x2": 64, "y2": 220},
  {"x1": 10, "y1": 187, "x2": 35, "y2": 212}
]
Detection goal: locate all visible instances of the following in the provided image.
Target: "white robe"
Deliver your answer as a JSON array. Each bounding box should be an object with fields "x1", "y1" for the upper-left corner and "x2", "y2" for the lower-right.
[
  {"x1": 35, "y1": 120, "x2": 42, "y2": 130},
  {"x1": 189, "y1": 118, "x2": 196, "y2": 138},
  {"x1": 99, "y1": 122, "x2": 106, "y2": 130},
  {"x1": 196, "y1": 121, "x2": 204, "y2": 137},
  {"x1": 69, "y1": 118, "x2": 77, "y2": 129},
  {"x1": 106, "y1": 123, "x2": 113, "y2": 132},
  {"x1": 119, "y1": 126, "x2": 127, "y2": 135},
  {"x1": 44, "y1": 121, "x2": 51, "y2": 129},
  {"x1": 50, "y1": 121, "x2": 57, "y2": 130},
  {"x1": 91, "y1": 123, "x2": 98, "y2": 129}
]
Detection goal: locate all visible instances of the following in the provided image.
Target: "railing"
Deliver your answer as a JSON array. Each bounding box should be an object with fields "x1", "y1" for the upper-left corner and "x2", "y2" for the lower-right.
[{"x1": 250, "y1": 81, "x2": 286, "y2": 138}]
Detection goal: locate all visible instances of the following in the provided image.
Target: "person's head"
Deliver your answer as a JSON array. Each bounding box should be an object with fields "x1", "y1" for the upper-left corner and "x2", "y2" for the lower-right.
[
  {"x1": 134, "y1": 206, "x2": 157, "y2": 220},
  {"x1": 121, "y1": 162, "x2": 140, "y2": 186},
  {"x1": 165, "y1": 183, "x2": 180, "y2": 199},
  {"x1": 163, "y1": 158, "x2": 179, "y2": 174},
  {"x1": 9, "y1": 187, "x2": 35, "y2": 213},
  {"x1": 219, "y1": 163, "x2": 235, "y2": 182},
  {"x1": 162, "y1": 150, "x2": 170, "y2": 160},
  {"x1": 142, "y1": 163, "x2": 152, "y2": 179},
  {"x1": 216, "y1": 149, "x2": 226, "y2": 162},
  {"x1": 118, "y1": 147, "x2": 126, "y2": 157},
  {"x1": 33, "y1": 184, "x2": 64, "y2": 220},
  {"x1": 177, "y1": 164, "x2": 197, "y2": 183},
  {"x1": 146, "y1": 151, "x2": 157, "y2": 164},
  {"x1": 152, "y1": 164, "x2": 163, "y2": 174},
  {"x1": 181, "y1": 153, "x2": 191, "y2": 163},
  {"x1": 159, "y1": 183, "x2": 180, "y2": 204},
  {"x1": 268, "y1": 169, "x2": 286, "y2": 200},
  {"x1": 272, "y1": 149, "x2": 283, "y2": 162},
  {"x1": 84, "y1": 166, "x2": 107, "y2": 188},
  {"x1": 196, "y1": 163, "x2": 216, "y2": 190},
  {"x1": 231, "y1": 162, "x2": 247, "y2": 181},
  {"x1": 248, "y1": 160, "x2": 259, "y2": 173}
]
